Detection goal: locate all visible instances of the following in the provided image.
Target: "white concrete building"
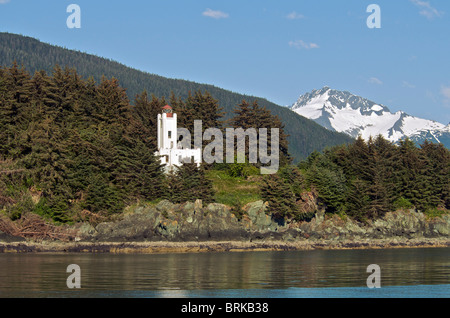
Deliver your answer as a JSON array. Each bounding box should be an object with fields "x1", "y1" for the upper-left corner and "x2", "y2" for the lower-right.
[{"x1": 155, "y1": 105, "x2": 202, "y2": 172}]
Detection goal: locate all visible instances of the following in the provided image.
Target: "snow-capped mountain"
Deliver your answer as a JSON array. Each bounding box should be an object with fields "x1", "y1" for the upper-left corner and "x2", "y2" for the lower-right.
[{"x1": 291, "y1": 87, "x2": 450, "y2": 148}]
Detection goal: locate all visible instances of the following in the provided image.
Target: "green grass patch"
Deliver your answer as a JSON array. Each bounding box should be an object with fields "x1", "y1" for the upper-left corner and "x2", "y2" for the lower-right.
[
  {"x1": 206, "y1": 170, "x2": 262, "y2": 207},
  {"x1": 423, "y1": 207, "x2": 449, "y2": 219}
]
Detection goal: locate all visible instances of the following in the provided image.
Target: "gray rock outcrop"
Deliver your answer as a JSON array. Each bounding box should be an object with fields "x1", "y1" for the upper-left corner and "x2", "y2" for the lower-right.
[
  {"x1": 2, "y1": 200, "x2": 448, "y2": 244},
  {"x1": 75, "y1": 201, "x2": 450, "y2": 243}
]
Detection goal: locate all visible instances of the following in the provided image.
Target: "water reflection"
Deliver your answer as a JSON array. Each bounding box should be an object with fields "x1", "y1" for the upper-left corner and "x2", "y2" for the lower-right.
[{"x1": 0, "y1": 248, "x2": 449, "y2": 296}]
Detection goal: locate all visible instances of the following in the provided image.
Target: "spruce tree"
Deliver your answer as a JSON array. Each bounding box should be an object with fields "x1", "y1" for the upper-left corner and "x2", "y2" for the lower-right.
[
  {"x1": 260, "y1": 174, "x2": 297, "y2": 224},
  {"x1": 366, "y1": 136, "x2": 392, "y2": 217},
  {"x1": 392, "y1": 138, "x2": 431, "y2": 210},
  {"x1": 169, "y1": 163, "x2": 214, "y2": 203},
  {"x1": 346, "y1": 178, "x2": 370, "y2": 222},
  {"x1": 133, "y1": 91, "x2": 165, "y2": 149},
  {"x1": 304, "y1": 152, "x2": 347, "y2": 213},
  {"x1": 83, "y1": 172, "x2": 124, "y2": 215},
  {"x1": 0, "y1": 62, "x2": 33, "y2": 158},
  {"x1": 347, "y1": 135, "x2": 371, "y2": 182},
  {"x1": 420, "y1": 141, "x2": 450, "y2": 209},
  {"x1": 115, "y1": 140, "x2": 165, "y2": 201},
  {"x1": 231, "y1": 100, "x2": 291, "y2": 168}
]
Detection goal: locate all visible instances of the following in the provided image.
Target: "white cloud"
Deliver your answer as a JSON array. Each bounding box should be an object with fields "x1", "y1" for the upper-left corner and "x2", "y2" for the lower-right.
[
  {"x1": 286, "y1": 11, "x2": 304, "y2": 20},
  {"x1": 288, "y1": 40, "x2": 319, "y2": 50},
  {"x1": 368, "y1": 77, "x2": 383, "y2": 85},
  {"x1": 410, "y1": 0, "x2": 444, "y2": 19},
  {"x1": 441, "y1": 85, "x2": 450, "y2": 106},
  {"x1": 202, "y1": 8, "x2": 229, "y2": 19},
  {"x1": 0, "y1": 0, "x2": 11, "y2": 4},
  {"x1": 402, "y1": 81, "x2": 416, "y2": 88}
]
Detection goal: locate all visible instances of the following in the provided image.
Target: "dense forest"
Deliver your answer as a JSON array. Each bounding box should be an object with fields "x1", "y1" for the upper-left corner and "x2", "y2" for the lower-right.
[
  {"x1": 1, "y1": 35, "x2": 448, "y2": 228},
  {"x1": 1, "y1": 62, "x2": 448, "y2": 228},
  {"x1": 0, "y1": 63, "x2": 290, "y2": 224},
  {"x1": 261, "y1": 136, "x2": 449, "y2": 223},
  {"x1": 0, "y1": 32, "x2": 354, "y2": 162}
]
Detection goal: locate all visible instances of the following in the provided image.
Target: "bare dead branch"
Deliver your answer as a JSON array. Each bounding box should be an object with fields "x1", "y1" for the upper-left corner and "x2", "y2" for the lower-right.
[{"x1": 0, "y1": 213, "x2": 76, "y2": 242}]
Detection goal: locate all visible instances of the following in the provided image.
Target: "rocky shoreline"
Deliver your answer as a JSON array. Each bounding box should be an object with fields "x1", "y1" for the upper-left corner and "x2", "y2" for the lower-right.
[
  {"x1": 1, "y1": 200, "x2": 449, "y2": 254},
  {"x1": 0, "y1": 238, "x2": 449, "y2": 254}
]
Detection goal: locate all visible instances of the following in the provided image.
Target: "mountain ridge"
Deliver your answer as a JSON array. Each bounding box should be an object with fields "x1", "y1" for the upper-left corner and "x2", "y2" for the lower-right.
[
  {"x1": 0, "y1": 32, "x2": 353, "y2": 162},
  {"x1": 291, "y1": 86, "x2": 450, "y2": 148}
]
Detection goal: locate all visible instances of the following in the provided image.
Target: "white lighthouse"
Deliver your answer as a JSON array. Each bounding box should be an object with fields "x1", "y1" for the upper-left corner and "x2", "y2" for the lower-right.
[{"x1": 155, "y1": 105, "x2": 202, "y2": 172}]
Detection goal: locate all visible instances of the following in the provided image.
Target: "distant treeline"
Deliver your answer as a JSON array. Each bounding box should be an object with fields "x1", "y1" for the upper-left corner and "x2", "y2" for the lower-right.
[{"x1": 0, "y1": 63, "x2": 290, "y2": 223}]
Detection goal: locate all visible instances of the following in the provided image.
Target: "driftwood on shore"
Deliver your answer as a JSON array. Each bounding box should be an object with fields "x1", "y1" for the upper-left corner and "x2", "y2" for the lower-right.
[{"x1": 0, "y1": 213, "x2": 75, "y2": 242}]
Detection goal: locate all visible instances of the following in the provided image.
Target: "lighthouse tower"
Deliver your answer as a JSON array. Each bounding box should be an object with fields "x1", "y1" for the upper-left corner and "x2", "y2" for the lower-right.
[{"x1": 155, "y1": 105, "x2": 202, "y2": 172}]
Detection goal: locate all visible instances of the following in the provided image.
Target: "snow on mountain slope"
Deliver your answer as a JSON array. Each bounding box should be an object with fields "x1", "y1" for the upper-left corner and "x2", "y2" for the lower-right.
[{"x1": 291, "y1": 87, "x2": 450, "y2": 148}]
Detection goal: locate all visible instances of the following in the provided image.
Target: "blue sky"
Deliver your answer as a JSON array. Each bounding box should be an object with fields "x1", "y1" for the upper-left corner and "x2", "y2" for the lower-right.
[{"x1": 1, "y1": 0, "x2": 449, "y2": 123}]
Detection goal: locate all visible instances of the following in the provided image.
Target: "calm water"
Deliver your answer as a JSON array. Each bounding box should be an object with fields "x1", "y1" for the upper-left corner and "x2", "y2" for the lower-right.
[{"x1": 0, "y1": 248, "x2": 448, "y2": 298}]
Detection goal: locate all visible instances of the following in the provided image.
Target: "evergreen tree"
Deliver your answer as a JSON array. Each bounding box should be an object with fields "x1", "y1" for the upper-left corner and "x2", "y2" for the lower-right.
[
  {"x1": 304, "y1": 151, "x2": 347, "y2": 213},
  {"x1": 0, "y1": 62, "x2": 33, "y2": 158},
  {"x1": 115, "y1": 140, "x2": 165, "y2": 201},
  {"x1": 94, "y1": 76, "x2": 130, "y2": 125},
  {"x1": 232, "y1": 100, "x2": 254, "y2": 128},
  {"x1": 420, "y1": 141, "x2": 450, "y2": 209},
  {"x1": 182, "y1": 91, "x2": 218, "y2": 129},
  {"x1": 347, "y1": 136, "x2": 371, "y2": 182},
  {"x1": 83, "y1": 172, "x2": 124, "y2": 215},
  {"x1": 346, "y1": 178, "x2": 370, "y2": 222},
  {"x1": 278, "y1": 165, "x2": 306, "y2": 200},
  {"x1": 231, "y1": 100, "x2": 292, "y2": 168},
  {"x1": 393, "y1": 138, "x2": 432, "y2": 210},
  {"x1": 168, "y1": 163, "x2": 214, "y2": 203},
  {"x1": 260, "y1": 174, "x2": 297, "y2": 224},
  {"x1": 132, "y1": 91, "x2": 165, "y2": 150},
  {"x1": 366, "y1": 136, "x2": 393, "y2": 217}
]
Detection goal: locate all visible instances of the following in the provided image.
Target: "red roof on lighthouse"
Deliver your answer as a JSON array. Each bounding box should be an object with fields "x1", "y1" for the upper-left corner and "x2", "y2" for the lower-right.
[{"x1": 162, "y1": 105, "x2": 173, "y2": 117}]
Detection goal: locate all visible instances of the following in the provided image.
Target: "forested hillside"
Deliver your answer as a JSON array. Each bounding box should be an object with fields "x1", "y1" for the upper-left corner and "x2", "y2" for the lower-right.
[
  {"x1": 0, "y1": 63, "x2": 217, "y2": 223},
  {"x1": 0, "y1": 63, "x2": 294, "y2": 224},
  {"x1": 0, "y1": 62, "x2": 448, "y2": 231},
  {"x1": 0, "y1": 32, "x2": 353, "y2": 162}
]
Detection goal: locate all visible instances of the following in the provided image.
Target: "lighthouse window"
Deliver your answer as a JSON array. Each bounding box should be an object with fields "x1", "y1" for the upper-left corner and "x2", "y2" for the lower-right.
[{"x1": 168, "y1": 131, "x2": 172, "y2": 138}]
